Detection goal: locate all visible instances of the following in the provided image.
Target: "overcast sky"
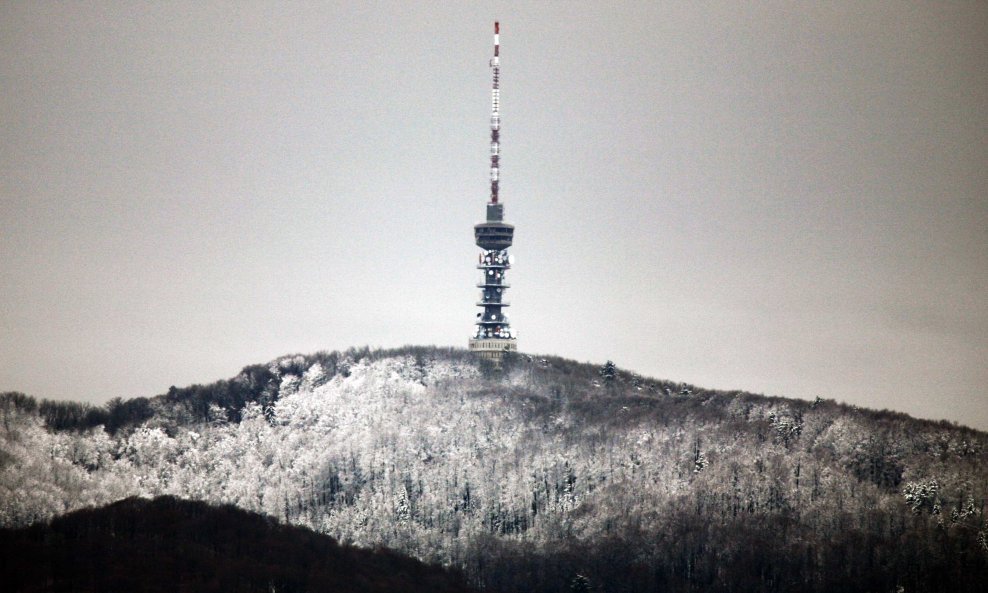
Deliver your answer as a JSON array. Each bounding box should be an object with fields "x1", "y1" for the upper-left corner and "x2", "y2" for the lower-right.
[{"x1": 1, "y1": 2, "x2": 986, "y2": 429}]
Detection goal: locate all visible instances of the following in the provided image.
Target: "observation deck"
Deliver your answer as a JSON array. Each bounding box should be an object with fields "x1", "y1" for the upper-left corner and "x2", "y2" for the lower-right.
[{"x1": 475, "y1": 222, "x2": 514, "y2": 251}]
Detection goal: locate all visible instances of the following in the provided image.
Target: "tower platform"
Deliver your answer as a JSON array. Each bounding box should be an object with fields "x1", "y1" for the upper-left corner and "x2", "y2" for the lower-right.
[{"x1": 468, "y1": 337, "x2": 518, "y2": 361}]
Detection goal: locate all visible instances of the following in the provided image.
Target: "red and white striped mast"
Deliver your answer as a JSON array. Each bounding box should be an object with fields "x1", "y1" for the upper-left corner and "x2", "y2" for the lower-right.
[{"x1": 489, "y1": 21, "x2": 501, "y2": 204}]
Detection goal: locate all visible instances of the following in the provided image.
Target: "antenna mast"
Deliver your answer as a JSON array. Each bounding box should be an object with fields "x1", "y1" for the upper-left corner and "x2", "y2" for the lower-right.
[{"x1": 489, "y1": 21, "x2": 501, "y2": 204}]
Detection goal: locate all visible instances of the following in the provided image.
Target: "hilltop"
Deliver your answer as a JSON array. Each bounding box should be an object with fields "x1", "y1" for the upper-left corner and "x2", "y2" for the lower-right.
[{"x1": 1, "y1": 346, "x2": 986, "y2": 592}]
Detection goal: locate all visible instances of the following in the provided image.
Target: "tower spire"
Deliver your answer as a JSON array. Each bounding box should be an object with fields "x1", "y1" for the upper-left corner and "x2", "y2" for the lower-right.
[
  {"x1": 469, "y1": 21, "x2": 517, "y2": 365},
  {"x1": 490, "y1": 21, "x2": 501, "y2": 204}
]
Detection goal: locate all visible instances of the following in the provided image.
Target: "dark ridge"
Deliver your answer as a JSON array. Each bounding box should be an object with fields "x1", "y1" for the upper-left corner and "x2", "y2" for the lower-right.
[{"x1": 0, "y1": 495, "x2": 481, "y2": 593}]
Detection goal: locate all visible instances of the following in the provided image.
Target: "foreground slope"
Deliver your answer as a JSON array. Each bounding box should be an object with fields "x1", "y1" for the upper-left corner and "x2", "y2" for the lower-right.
[
  {"x1": 0, "y1": 495, "x2": 478, "y2": 593},
  {"x1": 2, "y1": 347, "x2": 987, "y2": 592}
]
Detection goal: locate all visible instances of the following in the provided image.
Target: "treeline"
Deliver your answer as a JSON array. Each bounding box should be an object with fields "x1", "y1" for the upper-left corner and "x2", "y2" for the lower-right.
[
  {"x1": 3, "y1": 345, "x2": 480, "y2": 435},
  {"x1": 1, "y1": 393, "x2": 155, "y2": 434},
  {"x1": 0, "y1": 496, "x2": 482, "y2": 593}
]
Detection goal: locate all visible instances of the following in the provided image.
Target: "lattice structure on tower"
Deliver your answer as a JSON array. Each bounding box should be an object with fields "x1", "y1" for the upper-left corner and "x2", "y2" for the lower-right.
[{"x1": 469, "y1": 21, "x2": 517, "y2": 364}]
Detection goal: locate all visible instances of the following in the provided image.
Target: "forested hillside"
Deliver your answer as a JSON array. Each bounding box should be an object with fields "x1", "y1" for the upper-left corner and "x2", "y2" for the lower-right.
[{"x1": 2, "y1": 346, "x2": 986, "y2": 592}]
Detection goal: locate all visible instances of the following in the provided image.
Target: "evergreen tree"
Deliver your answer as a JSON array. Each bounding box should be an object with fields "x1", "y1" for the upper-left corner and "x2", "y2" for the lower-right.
[{"x1": 570, "y1": 574, "x2": 591, "y2": 593}]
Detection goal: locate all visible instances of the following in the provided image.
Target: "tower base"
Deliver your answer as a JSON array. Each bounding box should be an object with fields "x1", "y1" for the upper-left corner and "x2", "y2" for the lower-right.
[{"x1": 469, "y1": 338, "x2": 517, "y2": 364}]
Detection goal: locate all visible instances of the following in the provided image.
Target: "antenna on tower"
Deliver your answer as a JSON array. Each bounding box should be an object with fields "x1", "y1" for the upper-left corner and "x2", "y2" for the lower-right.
[{"x1": 489, "y1": 21, "x2": 501, "y2": 204}]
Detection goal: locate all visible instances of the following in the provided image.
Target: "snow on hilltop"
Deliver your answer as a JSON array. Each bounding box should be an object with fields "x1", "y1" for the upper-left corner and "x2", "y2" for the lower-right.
[{"x1": 2, "y1": 347, "x2": 986, "y2": 592}]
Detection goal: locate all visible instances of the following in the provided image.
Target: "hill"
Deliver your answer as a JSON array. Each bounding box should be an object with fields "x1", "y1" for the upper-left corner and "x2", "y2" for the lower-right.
[
  {"x1": 0, "y1": 495, "x2": 478, "y2": 593},
  {"x1": 1, "y1": 346, "x2": 987, "y2": 592}
]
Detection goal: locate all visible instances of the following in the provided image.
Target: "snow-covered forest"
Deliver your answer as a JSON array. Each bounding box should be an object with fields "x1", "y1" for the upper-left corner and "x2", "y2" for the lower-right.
[{"x1": 2, "y1": 347, "x2": 986, "y2": 592}]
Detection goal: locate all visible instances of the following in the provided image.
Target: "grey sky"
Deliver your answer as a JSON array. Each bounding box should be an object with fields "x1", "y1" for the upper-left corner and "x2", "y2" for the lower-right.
[{"x1": 2, "y1": 2, "x2": 986, "y2": 429}]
